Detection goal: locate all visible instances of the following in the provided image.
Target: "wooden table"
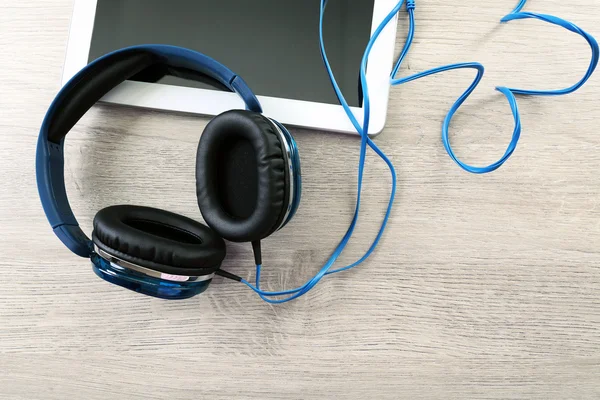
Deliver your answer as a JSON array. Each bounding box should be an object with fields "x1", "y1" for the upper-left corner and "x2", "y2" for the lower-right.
[{"x1": 1, "y1": 1, "x2": 599, "y2": 398}]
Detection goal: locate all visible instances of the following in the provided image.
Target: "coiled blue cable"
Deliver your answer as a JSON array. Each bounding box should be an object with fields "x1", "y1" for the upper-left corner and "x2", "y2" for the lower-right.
[
  {"x1": 500, "y1": 11, "x2": 599, "y2": 96},
  {"x1": 393, "y1": 61, "x2": 522, "y2": 173},
  {"x1": 391, "y1": 0, "x2": 598, "y2": 173}
]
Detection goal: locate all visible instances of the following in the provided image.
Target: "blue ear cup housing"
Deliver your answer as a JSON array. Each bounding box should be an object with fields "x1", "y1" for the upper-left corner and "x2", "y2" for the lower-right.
[
  {"x1": 91, "y1": 205, "x2": 226, "y2": 300},
  {"x1": 91, "y1": 254, "x2": 214, "y2": 300},
  {"x1": 271, "y1": 118, "x2": 302, "y2": 228}
]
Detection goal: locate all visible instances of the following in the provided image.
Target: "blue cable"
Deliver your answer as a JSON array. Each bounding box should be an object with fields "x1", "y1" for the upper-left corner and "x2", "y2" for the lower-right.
[
  {"x1": 392, "y1": 60, "x2": 522, "y2": 174},
  {"x1": 242, "y1": 0, "x2": 599, "y2": 302},
  {"x1": 500, "y1": 11, "x2": 599, "y2": 96},
  {"x1": 241, "y1": 0, "x2": 403, "y2": 303},
  {"x1": 390, "y1": 0, "x2": 598, "y2": 173},
  {"x1": 511, "y1": 0, "x2": 528, "y2": 14},
  {"x1": 391, "y1": 0, "x2": 415, "y2": 79}
]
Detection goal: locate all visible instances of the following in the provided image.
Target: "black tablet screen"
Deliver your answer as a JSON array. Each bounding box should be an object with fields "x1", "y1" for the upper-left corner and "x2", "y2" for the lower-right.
[{"x1": 89, "y1": 0, "x2": 375, "y2": 107}]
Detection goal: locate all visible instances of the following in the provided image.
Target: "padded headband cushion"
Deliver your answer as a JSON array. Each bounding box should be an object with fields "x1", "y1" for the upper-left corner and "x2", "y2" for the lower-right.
[
  {"x1": 48, "y1": 50, "x2": 159, "y2": 143},
  {"x1": 196, "y1": 110, "x2": 290, "y2": 243},
  {"x1": 46, "y1": 45, "x2": 253, "y2": 144},
  {"x1": 130, "y1": 64, "x2": 230, "y2": 92},
  {"x1": 92, "y1": 205, "x2": 226, "y2": 276}
]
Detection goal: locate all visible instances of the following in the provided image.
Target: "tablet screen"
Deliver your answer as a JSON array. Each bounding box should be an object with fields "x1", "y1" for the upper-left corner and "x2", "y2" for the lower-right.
[{"x1": 89, "y1": 0, "x2": 375, "y2": 107}]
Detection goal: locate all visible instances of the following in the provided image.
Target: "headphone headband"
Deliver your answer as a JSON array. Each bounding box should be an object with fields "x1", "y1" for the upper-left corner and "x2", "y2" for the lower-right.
[{"x1": 37, "y1": 45, "x2": 263, "y2": 257}]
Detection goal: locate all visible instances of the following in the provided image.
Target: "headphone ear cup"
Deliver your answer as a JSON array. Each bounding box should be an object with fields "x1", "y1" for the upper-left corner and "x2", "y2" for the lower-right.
[
  {"x1": 92, "y1": 205, "x2": 226, "y2": 276},
  {"x1": 196, "y1": 110, "x2": 291, "y2": 243}
]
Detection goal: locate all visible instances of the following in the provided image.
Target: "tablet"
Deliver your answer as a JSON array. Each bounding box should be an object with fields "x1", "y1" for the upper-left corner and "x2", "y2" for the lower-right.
[{"x1": 63, "y1": 0, "x2": 399, "y2": 135}]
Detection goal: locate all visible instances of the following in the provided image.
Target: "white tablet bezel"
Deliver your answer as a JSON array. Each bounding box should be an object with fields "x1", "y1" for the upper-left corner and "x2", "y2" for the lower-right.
[{"x1": 62, "y1": 0, "x2": 399, "y2": 135}]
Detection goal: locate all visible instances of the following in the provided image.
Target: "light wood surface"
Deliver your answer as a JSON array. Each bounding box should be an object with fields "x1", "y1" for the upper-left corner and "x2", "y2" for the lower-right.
[{"x1": 1, "y1": 1, "x2": 599, "y2": 399}]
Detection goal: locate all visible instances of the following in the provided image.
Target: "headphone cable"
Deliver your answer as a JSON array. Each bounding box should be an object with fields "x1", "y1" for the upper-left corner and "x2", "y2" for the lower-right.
[
  {"x1": 390, "y1": 0, "x2": 598, "y2": 173},
  {"x1": 234, "y1": 0, "x2": 402, "y2": 303},
  {"x1": 232, "y1": 0, "x2": 598, "y2": 302}
]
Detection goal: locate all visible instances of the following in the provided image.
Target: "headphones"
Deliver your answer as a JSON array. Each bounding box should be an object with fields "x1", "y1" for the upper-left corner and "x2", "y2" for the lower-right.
[
  {"x1": 37, "y1": 45, "x2": 302, "y2": 300},
  {"x1": 39, "y1": 1, "x2": 597, "y2": 303}
]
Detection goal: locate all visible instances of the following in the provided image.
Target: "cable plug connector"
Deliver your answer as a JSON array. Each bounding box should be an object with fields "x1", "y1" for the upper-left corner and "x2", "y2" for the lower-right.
[
  {"x1": 252, "y1": 240, "x2": 262, "y2": 267},
  {"x1": 406, "y1": 0, "x2": 416, "y2": 11}
]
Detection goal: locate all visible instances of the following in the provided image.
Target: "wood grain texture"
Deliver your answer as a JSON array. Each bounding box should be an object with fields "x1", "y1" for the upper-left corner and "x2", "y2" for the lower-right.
[{"x1": 1, "y1": 1, "x2": 599, "y2": 399}]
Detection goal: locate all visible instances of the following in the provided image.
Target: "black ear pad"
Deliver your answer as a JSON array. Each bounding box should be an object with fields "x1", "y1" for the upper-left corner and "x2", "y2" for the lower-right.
[
  {"x1": 196, "y1": 110, "x2": 290, "y2": 243},
  {"x1": 92, "y1": 205, "x2": 226, "y2": 276}
]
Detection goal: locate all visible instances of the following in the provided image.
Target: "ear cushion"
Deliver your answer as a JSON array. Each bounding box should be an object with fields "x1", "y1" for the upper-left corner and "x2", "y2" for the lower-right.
[
  {"x1": 92, "y1": 205, "x2": 226, "y2": 276},
  {"x1": 196, "y1": 110, "x2": 290, "y2": 243}
]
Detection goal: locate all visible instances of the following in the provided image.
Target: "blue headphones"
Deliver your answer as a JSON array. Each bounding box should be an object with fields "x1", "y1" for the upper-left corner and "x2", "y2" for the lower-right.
[
  {"x1": 38, "y1": 1, "x2": 598, "y2": 303},
  {"x1": 37, "y1": 45, "x2": 302, "y2": 300}
]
